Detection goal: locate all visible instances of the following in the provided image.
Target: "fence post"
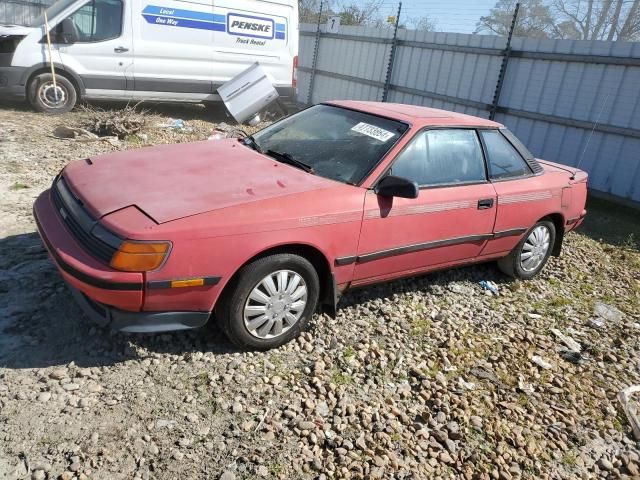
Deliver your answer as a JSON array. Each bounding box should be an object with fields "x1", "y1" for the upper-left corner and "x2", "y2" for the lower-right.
[
  {"x1": 489, "y1": 2, "x2": 519, "y2": 120},
  {"x1": 306, "y1": 1, "x2": 324, "y2": 105},
  {"x1": 381, "y1": 2, "x2": 402, "y2": 102}
]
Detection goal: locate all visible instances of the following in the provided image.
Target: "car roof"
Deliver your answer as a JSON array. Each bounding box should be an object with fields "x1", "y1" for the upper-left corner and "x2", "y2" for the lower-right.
[{"x1": 326, "y1": 100, "x2": 503, "y2": 128}]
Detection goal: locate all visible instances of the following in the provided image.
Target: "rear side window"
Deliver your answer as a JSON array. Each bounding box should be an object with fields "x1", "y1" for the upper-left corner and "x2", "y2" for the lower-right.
[
  {"x1": 481, "y1": 130, "x2": 532, "y2": 180},
  {"x1": 391, "y1": 129, "x2": 486, "y2": 187},
  {"x1": 62, "y1": 0, "x2": 123, "y2": 43}
]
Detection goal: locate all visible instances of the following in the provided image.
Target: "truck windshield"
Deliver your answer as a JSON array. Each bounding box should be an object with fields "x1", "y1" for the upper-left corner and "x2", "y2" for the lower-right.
[
  {"x1": 250, "y1": 105, "x2": 408, "y2": 186},
  {"x1": 31, "y1": 0, "x2": 79, "y2": 26}
]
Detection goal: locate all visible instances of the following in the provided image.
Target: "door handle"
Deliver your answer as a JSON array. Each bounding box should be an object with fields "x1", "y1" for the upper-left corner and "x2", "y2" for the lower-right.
[
  {"x1": 477, "y1": 198, "x2": 494, "y2": 209},
  {"x1": 114, "y1": 46, "x2": 129, "y2": 53}
]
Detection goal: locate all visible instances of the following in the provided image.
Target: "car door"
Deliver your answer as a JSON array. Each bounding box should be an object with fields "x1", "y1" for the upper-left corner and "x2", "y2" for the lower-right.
[
  {"x1": 132, "y1": 0, "x2": 215, "y2": 100},
  {"x1": 352, "y1": 128, "x2": 498, "y2": 284},
  {"x1": 54, "y1": 0, "x2": 133, "y2": 98},
  {"x1": 478, "y1": 128, "x2": 557, "y2": 256}
]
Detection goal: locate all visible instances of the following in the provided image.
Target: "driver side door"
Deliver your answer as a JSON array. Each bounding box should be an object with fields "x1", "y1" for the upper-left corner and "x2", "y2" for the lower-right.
[
  {"x1": 352, "y1": 128, "x2": 498, "y2": 284},
  {"x1": 54, "y1": 0, "x2": 133, "y2": 98}
]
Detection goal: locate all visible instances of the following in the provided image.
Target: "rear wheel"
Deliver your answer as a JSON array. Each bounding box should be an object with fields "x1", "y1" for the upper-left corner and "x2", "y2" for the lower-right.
[
  {"x1": 498, "y1": 220, "x2": 556, "y2": 279},
  {"x1": 217, "y1": 254, "x2": 320, "y2": 350},
  {"x1": 28, "y1": 73, "x2": 77, "y2": 114}
]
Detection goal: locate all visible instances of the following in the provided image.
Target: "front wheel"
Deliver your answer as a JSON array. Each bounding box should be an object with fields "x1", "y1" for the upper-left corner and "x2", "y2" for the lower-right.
[
  {"x1": 497, "y1": 220, "x2": 556, "y2": 280},
  {"x1": 217, "y1": 254, "x2": 320, "y2": 350},
  {"x1": 28, "y1": 73, "x2": 77, "y2": 114}
]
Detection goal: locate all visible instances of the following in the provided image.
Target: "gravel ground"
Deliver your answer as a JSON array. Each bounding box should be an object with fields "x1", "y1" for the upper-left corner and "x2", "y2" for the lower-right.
[{"x1": 1, "y1": 101, "x2": 639, "y2": 480}]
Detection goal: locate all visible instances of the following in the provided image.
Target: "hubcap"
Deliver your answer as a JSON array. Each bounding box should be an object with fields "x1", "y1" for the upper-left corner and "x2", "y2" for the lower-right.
[
  {"x1": 243, "y1": 270, "x2": 307, "y2": 339},
  {"x1": 39, "y1": 82, "x2": 67, "y2": 109},
  {"x1": 520, "y1": 225, "x2": 550, "y2": 272}
]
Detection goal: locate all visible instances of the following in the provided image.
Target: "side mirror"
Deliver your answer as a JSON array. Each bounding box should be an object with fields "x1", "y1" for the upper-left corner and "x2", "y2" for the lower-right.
[{"x1": 375, "y1": 175, "x2": 419, "y2": 199}]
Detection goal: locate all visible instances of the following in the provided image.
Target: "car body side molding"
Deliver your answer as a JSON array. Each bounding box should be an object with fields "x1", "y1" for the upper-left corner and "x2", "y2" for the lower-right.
[{"x1": 336, "y1": 228, "x2": 528, "y2": 266}]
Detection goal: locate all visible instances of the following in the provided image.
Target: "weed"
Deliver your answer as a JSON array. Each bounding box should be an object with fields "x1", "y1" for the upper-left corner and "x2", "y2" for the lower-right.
[{"x1": 10, "y1": 182, "x2": 29, "y2": 190}]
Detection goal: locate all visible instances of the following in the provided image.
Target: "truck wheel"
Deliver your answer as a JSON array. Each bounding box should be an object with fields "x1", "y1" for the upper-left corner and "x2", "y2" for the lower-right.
[
  {"x1": 498, "y1": 220, "x2": 556, "y2": 280},
  {"x1": 217, "y1": 254, "x2": 320, "y2": 350},
  {"x1": 28, "y1": 73, "x2": 77, "y2": 114}
]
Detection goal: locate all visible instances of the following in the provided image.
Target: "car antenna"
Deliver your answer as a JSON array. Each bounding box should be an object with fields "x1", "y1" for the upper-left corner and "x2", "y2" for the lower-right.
[{"x1": 575, "y1": 92, "x2": 611, "y2": 175}]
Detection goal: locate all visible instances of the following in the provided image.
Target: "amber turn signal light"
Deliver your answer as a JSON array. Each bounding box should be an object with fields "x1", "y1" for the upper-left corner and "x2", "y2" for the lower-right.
[{"x1": 110, "y1": 241, "x2": 171, "y2": 272}]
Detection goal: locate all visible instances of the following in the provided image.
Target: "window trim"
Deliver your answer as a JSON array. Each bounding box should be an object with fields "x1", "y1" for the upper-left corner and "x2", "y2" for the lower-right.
[
  {"x1": 374, "y1": 125, "x2": 491, "y2": 190},
  {"x1": 478, "y1": 128, "x2": 535, "y2": 182},
  {"x1": 52, "y1": 0, "x2": 125, "y2": 45}
]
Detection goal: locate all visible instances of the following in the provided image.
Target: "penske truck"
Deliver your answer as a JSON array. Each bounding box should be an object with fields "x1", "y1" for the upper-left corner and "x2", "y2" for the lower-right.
[{"x1": 0, "y1": 0, "x2": 299, "y2": 113}]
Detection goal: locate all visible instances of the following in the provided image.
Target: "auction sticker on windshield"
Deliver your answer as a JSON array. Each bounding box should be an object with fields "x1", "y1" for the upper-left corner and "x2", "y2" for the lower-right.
[{"x1": 351, "y1": 122, "x2": 395, "y2": 142}]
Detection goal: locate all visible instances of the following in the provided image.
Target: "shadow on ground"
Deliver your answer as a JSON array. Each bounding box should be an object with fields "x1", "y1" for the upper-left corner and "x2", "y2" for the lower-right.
[{"x1": 580, "y1": 196, "x2": 640, "y2": 251}]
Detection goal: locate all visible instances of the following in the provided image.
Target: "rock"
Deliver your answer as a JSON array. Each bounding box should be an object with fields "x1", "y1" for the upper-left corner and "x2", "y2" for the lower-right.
[
  {"x1": 232, "y1": 402, "x2": 243, "y2": 413},
  {"x1": 599, "y1": 458, "x2": 613, "y2": 471},
  {"x1": 256, "y1": 465, "x2": 269, "y2": 476},
  {"x1": 470, "y1": 416, "x2": 483, "y2": 429},
  {"x1": 438, "y1": 451, "x2": 453, "y2": 464},
  {"x1": 49, "y1": 369, "x2": 67, "y2": 380},
  {"x1": 37, "y1": 392, "x2": 51, "y2": 402},
  {"x1": 172, "y1": 450, "x2": 184, "y2": 461},
  {"x1": 31, "y1": 470, "x2": 46, "y2": 480},
  {"x1": 220, "y1": 471, "x2": 235, "y2": 480},
  {"x1": 62, "y1": 383, "x2": 80, "y2": 391},
  {"x1": 316, "y1": 401, "x2": 330, "y2": 417},
  {"x1": 299, "y1": 421, "x2": 316, "y2": 431}
]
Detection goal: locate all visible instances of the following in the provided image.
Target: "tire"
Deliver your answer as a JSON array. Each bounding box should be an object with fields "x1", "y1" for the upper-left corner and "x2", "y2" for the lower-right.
[
  {"x1": 28, "y1": 73, "x2": 77, "y2": 114},
  {"x1": 497, "y1": 220, "x2": 556, "y2": 280},
  {"x1": 217, "y1": 254, "x2": 320, "y2": 350}
]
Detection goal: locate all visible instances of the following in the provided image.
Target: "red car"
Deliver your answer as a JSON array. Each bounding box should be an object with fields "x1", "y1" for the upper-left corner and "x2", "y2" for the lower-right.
[{"x1": 34, "y1": 101, "x2": 588, "y2": 349}]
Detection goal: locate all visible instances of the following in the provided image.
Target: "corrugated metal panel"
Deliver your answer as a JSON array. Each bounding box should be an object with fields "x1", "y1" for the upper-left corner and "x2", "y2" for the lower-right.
[
  {"x1": 298, "y1": 24, "x2": 640, "y2": 203},
  {"x1": 1, "y1": 0, "x2": 52, "y2": 26}
]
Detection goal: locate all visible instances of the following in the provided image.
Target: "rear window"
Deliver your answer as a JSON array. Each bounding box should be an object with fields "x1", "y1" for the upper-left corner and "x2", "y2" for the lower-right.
[
  {"x1": 252, "y1": 105, "x2": 408, "y2": 185},
  {"x1": 481, "y1": 129, "x2": 532, "y2": 180}
]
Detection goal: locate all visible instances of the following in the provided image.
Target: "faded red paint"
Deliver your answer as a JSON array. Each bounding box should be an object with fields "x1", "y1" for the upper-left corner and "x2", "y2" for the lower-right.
[{"x1": 33, "y1": 102, "x2": 588, "y2": 319}]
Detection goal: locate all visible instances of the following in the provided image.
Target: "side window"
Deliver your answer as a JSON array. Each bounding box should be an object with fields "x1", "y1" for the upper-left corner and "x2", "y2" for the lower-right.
[
  {"x1": 391, "y1": 129, "x2": 486, "y2": 187},
  {"x1": 481, "y1": 130, "x2": 532, "y2": 180},
  {"x1": 58, "y1": 0, "x2": 123, "y2": 43}
]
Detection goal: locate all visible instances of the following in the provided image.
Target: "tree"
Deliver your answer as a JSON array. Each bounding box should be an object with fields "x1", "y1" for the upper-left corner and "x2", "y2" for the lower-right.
[
  {"x1": 476, "y1": 0, "x2": 640, "y2": 41},
  {"x1": 475, "y1": 0, "x2": 556, "y2": 38},
  {"x1": 403, "y1": 16, "x2": 437, "y2": 31},
  {"x1": 552, "y1": 0, "x2": 640, "y2": 41},
  {"x1": 336, "y1": 0, "x2": 383, "y2": 26}
]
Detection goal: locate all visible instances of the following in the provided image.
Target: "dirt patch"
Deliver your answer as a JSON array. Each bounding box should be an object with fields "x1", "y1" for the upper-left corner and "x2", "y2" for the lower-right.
[{"x1": 0, "y1": 101, "x2": 639, "y2": 480}]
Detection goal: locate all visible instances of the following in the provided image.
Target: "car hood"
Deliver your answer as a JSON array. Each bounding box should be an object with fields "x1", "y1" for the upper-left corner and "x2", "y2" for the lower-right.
[{"x1": 62, "y1": 139, "x2": 336, "y2": 224}]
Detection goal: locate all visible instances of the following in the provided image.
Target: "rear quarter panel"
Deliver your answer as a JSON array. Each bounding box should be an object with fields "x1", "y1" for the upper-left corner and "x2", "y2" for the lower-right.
[{"x1": 482, "y1": 170, "x2": 569, "y2": 256}]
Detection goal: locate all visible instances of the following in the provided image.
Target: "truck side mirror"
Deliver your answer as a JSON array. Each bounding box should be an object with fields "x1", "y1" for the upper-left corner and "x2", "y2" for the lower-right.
[{"x1": 375, "y1": 175, "x2": 419, "y2": 199}]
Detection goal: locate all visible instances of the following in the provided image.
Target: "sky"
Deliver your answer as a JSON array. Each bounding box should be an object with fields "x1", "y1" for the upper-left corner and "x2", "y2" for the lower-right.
[{"x1": 374, "y1": 0, "x2": 498, "y2": 34}]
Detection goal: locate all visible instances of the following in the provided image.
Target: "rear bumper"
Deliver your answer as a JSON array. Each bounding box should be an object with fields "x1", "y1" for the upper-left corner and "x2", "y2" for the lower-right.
[
  {"x1": 566, "y1": 209, "x2": 587, "y2": 232},
  {"x1": 0, "y1": 66, "x2": 26, "y2": 100},
  {"x1": 69, "y1": 286, "x2": 210, "y2": 332}
]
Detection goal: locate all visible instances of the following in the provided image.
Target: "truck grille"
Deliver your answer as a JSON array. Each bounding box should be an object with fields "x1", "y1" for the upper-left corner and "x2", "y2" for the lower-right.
[{"x1": 51, "y1": 176, "x2": 123, "y2": 264}]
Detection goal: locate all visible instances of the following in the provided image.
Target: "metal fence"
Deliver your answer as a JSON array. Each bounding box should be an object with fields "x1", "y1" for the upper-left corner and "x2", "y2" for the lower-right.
[
  {"x1": 0, "y1": 0, "x2": 52, "y2": 26},
  {"x1": 298, "y1": 23, "x2": 640, "y2": 204}
]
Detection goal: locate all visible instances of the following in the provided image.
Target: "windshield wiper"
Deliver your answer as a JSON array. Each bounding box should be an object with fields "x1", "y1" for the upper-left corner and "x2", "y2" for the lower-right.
[
  {"x1": 266, "y1": 149, "x2": 314, "y2": 174},
  {"x1": 243, "y1": 135, "x2": 263, "y2": 153}
]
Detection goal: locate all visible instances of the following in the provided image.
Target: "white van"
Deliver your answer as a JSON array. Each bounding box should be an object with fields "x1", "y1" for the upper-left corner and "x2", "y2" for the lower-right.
[{"x1": 0, "y1": 0, "x2": 298, "y2": 113}]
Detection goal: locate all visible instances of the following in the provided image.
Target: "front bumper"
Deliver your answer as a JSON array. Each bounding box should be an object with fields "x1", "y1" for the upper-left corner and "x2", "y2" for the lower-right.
[
  {"x1": 0, "y1": 66, "x2": 27, "y2": 100},
  {"x1": 69, "y1": 286, "x2": 210, "y2": 332},
  {"x1": 34, "y1": 189, "x2": 211, "y2": 332}
]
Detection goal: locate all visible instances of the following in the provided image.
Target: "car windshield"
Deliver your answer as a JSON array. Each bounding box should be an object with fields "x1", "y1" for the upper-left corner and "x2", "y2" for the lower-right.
[
  {"x1": 250, "y1": 104, "x2": 408, "y2": 185},
  {"x1": 31, "y1": 0, "x2": 79, "y2": 26}
]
